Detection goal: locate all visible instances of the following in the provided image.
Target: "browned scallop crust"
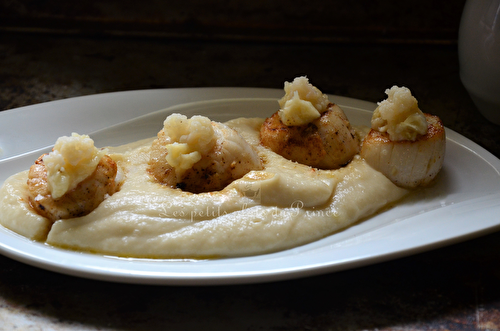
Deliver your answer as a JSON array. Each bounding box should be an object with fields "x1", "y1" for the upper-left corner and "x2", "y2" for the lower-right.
[
  {"x1": 27, "y1": 155, "x2": 118, "y2": 221},
  {"x1": 362, "y1": 113, "x2": 445, "y2": 145},
  {"x1": 260, "y1": 111, "x2": 325, "y2": 166},
  {"x1": 259, "y1": 103, "x2": 359, "y2": 169}
]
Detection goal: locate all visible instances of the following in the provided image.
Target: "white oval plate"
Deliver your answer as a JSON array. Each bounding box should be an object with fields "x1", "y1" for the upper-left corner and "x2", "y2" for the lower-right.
[{"x1": 1, "y1": 88, "x2": 500, "y2": 285}]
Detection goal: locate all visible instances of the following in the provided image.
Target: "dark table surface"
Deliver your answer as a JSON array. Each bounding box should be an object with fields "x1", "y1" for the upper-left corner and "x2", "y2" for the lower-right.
[{"x1": 1, "y1": 2, "x2": 500, "y2": 329}]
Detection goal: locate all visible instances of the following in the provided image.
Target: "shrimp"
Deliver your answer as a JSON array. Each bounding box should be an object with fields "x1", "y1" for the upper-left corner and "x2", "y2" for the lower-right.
[
  {"x1": 27, "y1": 154, "x2": 119, "y2": 221},
  {"x1": 149, "y1": 115, "x2": 262, "y2": 193},
  {"x1": 260, "y1": 103, "x2": 360, "y2": 169}
]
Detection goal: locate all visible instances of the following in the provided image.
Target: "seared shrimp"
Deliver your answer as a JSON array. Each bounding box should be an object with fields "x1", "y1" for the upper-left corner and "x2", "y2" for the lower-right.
[
  {"x1": 27, "y1": 155, "x2": 119, "y2": 221},
  {"x1": 260, "y1": 103, "x2": 360, "y2": 169},
  {"x1": 149, "y1": 115, "x2": 262, "y2": 193}
]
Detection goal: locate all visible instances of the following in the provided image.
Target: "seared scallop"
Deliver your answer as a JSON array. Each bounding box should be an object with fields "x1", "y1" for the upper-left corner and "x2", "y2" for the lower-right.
[
  {"x1": 27, "y1": 154, "x2": 119, "y2": 221},
  {"x1": 149, "y1": 114, "x2": 262, "y2": 193},
  {"x1": 260, "y1": 103, "x2": 360, "y2": 169},
  {"x1": 361, "y1": 113, "x2": 445, "y2": 188}
]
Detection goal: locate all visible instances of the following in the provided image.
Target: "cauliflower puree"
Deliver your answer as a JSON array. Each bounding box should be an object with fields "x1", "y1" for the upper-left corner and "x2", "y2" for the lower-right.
[
  {"x1": 372, "y1": 86, "x2": 428, "y2": 141},
  {"x1": 278, "y1": 76, "x2": 330, "y2": 126},
  {"x1": 0, "y1": 116, "x2": 408, "y2": 259},
  {"x1": 163, "y1": 114, "x2": 216, "y2": 180},
  {"x1": 43, "y1": 133, "x2": 107, "y2": 199}
]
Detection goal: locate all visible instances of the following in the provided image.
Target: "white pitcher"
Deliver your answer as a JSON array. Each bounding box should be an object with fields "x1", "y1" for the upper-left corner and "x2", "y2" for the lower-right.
[{"x1": 458, "y1": 0, "x2": 500, "y2": 125}]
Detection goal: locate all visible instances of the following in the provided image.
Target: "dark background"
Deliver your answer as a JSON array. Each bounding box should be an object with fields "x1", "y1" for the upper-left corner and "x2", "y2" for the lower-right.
[
  {"x1": 1, "y1": 1, "x2": 500, "y2": 330},
  {"x1": 0, "y1": 0, "x2": 464, "y2": 44}
]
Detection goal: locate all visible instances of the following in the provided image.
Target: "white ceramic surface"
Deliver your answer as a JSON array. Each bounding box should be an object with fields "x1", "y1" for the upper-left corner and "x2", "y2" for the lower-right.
[
  {"x1": 0, "y1": 88, "x2": 500, "y2": 285},
  {"x1": 459, "y1": 0, "x2": 500, "y2": 124}
]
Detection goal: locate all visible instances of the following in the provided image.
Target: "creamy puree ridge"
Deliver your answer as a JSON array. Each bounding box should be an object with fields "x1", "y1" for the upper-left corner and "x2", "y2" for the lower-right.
[{"x1": 0, "y1": 117, "x2": 408, "y2": 258}]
